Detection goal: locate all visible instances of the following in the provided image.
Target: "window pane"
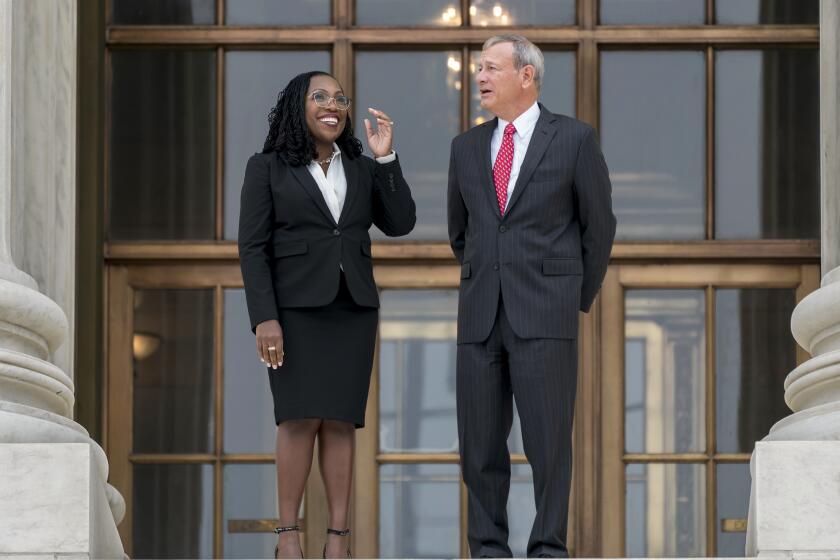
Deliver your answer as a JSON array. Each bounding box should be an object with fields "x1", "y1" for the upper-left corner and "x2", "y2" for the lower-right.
[
  {"x1": 223, "y1": 464, "x2": 279, "y2": 558},
  {"x1": 133, "y1": 289, "x2": 215, "y2": 454},
  {"x1": 355, "y1": 52, "x2": 460, "y2": 240},
  {"x1": 715, "y1": 50, "x2": 819, "y2": 239},
  {"x1": 224, "y1": 51, "x2": 331, "y2": 240},
  {"x1": 601, "y1": 0, "x2": 705, "y2": 25},
  {"x1": 110, "y1": 50, "x2": 215, "y2": 240},
  {"x1": 379, "y1": 291, "x2": 458, "y2": 453},
  {"x1": 508, "y1": 463, "x2": 536, "y2": 557},
  {"x1": 112, "y1": 0, "x2": 215, "y2": 24},
  {"x1": 133, "y1": 464, "x2": 214, "y2": 558},
  {"x1": 601, "y1": 52, "x2": 705, "y2": 240},
  {"x1": 715, "y1": 289, "x2": 795, "y2": 453},
  {"x1": 356, "y1": 0, "x2": 462, "y2": 26},
  {"x1": 379, "y1": 290, "x2": 525, "y2": 454},
  {"x1": 226, "y1": 0, "x2": 331, "y2": 25},
  {"x1": 625, "y1": 463, "x2": 706, "y2": 557},
  {"x1": 625, "y1": 290, "x2": 706, "y2": 453},
  {"x1": 717, "y1": 463, "x2": 750, "y2": 557},
  {"x1": 716, "y1": 0, "x2": 819, "y2": 25},
  {"x1": 379, "y1": 464, "x2": 460, "y2": 558},
  {"x1": 469, "y1": 0, "x2": 575, "y2": 26},
  {"x1": 469, "y1": 50, "x2": 575, "y2": 128},
  {"x1": 223, "y1": 290, "x2": 276, "y2": 453}
]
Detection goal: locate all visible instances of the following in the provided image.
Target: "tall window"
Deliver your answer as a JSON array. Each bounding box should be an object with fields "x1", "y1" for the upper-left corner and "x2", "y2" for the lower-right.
[{"x1": 102, "y1": 0, "x2": 820, "y2": 557}]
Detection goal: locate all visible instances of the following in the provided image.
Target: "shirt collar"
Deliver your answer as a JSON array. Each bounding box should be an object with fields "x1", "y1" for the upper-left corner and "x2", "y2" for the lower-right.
[{"x1": 497, "y1": 101, "x2": 541, "y2": 140}]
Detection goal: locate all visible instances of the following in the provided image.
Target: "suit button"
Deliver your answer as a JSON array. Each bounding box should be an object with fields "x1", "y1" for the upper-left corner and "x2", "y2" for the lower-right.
[
  {"x1": 493, "y1": 263, "x2": 500, "y2": 271},
  {"x1": 499, "y1": 225, "x2": 507, "y2": 233},
  {"x1": 333, "y1": 229, "x2": 340, "y2": 236}
]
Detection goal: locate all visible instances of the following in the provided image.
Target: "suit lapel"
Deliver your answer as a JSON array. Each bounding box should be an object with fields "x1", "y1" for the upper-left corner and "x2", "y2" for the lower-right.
[
  {"x1": 503, "y1": 107, "x2": 557, "y2": 218},
  {"x1": 476, "y1": 118, "x2": 501, "y2": 219},
  {"x1": 289, "y1": 160, "x2": 338, "y2": 226},
  {"x1": 337, "y1": 154, "x2": 358, "y2": 226}
]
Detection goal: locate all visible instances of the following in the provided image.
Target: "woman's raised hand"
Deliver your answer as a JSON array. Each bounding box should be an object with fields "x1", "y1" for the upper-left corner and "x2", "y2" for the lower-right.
[
  {"x1": 364, "y1": 107, "x2": 394, "y2": 158},
  {"x1": 256, "y1": 319, "x2": 284, "y2": 369}
]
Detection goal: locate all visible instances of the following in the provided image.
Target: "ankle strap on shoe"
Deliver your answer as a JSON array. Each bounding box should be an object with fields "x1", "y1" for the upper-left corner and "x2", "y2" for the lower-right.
[
  {"x1": 327, "y1": 528, "x2": 350, "y2": 536},
  {"x1": 274, "y1": 525, "x2": 301, "y2": 534}
]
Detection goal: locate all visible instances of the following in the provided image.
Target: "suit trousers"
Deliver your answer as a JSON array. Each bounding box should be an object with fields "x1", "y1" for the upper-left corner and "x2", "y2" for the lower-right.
[{"x1": 457, "y1": 295, "x2": 578, "y2": 558}]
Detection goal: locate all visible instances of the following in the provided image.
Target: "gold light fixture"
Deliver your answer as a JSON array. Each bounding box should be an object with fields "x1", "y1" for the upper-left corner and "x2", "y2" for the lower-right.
[
  {"x1": 447, "y1": 56, "x2": 462, "y2": 72},
  {"x1": 133, "y1": 332, "x2": 161, "y2": 361}
]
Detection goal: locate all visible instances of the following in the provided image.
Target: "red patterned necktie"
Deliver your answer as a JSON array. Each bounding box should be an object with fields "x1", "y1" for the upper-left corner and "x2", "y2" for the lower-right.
[{"x1": 493, "y1": 123, "x2": 517, "y2": 215}]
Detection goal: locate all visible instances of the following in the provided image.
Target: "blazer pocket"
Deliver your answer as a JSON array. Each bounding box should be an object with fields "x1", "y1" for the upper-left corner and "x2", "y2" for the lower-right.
[
  {"x1": 360, "y1": 242, "x2": 372, "y2": 257},
  {"x1": 542, "y1": 257, "x2": 582, "y2": 276},
  {"x1": 273, "y1": 241, "x2": 308, "y2": 258},
  {"x1": 461, "y1": 262, "x2": 471, "y2": 279}
]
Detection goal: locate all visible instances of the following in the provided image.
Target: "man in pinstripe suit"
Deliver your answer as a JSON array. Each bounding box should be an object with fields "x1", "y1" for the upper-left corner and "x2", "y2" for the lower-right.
[{"x1": 448, "y1": 35, "x2": 616, "y2": 558}]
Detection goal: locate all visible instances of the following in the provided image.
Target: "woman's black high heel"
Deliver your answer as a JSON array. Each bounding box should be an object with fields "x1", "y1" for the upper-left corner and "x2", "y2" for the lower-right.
[
  {"x1": 273, "y1": 525, "x2": 302, "y2": 559},
  {"x1": 322, "y1": 528, "x2": 351, "y2": 559}
]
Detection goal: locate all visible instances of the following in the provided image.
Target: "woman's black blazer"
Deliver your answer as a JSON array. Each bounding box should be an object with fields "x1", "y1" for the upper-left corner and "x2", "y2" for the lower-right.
[{"x1": 238, "y1": 151, "x2": 416, "y2": 332}]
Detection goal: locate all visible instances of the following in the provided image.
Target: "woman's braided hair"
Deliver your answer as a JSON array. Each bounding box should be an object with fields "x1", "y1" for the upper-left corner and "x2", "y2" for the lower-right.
[{"x1": 262, "y1": 71, "x2": 363, "y2": 166}]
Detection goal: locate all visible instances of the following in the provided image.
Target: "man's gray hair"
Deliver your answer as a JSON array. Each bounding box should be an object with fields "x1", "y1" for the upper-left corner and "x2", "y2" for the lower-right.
[{"x1": 482, "y1": 34, "x2": 544, "y2": 90}]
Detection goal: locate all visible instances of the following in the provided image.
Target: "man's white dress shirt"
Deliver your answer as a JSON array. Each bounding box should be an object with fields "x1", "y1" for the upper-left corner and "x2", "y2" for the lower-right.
[{"x1": 489, "y1": 101, "x2": 541, "y2": 212}]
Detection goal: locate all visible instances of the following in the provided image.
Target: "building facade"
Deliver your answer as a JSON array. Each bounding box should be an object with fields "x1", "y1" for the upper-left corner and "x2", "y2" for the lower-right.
[{"x1": 3, "y1": 0, "x2": 839, "y2": 558}]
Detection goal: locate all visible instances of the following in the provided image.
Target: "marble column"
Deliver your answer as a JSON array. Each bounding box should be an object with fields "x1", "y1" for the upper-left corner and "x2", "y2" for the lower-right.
[
  {"x1": 746, "y1": 1, "x2": 840, "y2": 557},
  {"x1": 0, "y1": 0, "x2": 124, "y2": 557}
]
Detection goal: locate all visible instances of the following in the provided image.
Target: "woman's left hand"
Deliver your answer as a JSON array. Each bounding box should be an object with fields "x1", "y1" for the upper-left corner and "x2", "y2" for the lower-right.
[{"x1": 364, "y1": 107, "x2": 394, "y2": 158}]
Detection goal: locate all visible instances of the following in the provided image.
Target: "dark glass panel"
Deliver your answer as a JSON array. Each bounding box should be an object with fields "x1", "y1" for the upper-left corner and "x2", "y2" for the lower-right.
[
  {"x1": 716, "y1": 0, "x2": 819, "y2": 25},
  {"x1": 355, "y1": 51, "x2": 460, "y2": 240},
  {"x1": 379, "y1": 463, "x2": 460, "y2": 558},
  {"x1": 715, "y1": 289, "x2": 796, "y2": 453},
  {"x1": 601, "y1": 0, "x2": 704, "y2": 25},
  {"x1": 133, "y1": 289, "x2": 215, "y2": 454},
  {"x1": 624, "y1": 290, "x2": 706, "y2": 453},
  {"x1": 133, "y1": 464, "x2": 214, "y2": 558},
  {"x1": 716, "y1": 463, "x2": 751, "y2": 557},
  {"x1": 112, "y1": 0, "x2": 215, "y2": 25},
  {"x1": 379, "y1": 290, "x2": 458, "y2": 453},
  {"x1": 226, "y1": 0, "x2": 331, "y2": 25},
  {"x1": 109, "y1": 50, "x2": 215, "y2": 240},
  {"x1": 469, "y1": 0, "x2": 575, "y2": 26},
  {"x1": 356, "y1": 0, "x2": 462, "y2": 26},
  {"x1": 601, "y1": 51, "x2": 705, "y2": 240},
  {"x1": 223, "y1": 51, "x2": 331, "y2": 240},
  {"x1": 223, "y1": 464, "x2": 278, "y2": 558},
  {"x1": 223, "y1": 289, "x2": 275, "y2": 453},
  {"x1": 715, "y1": 49, "x2": 819, "y2": 239},
  {"x1": 625, "y1": 463, "x2": 706, "y2": 557}
]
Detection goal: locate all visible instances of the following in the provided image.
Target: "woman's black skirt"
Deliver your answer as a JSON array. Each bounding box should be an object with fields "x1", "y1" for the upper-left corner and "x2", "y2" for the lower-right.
[{"x1": 268, "y1": 272, "x2": 378, "y2": 428}]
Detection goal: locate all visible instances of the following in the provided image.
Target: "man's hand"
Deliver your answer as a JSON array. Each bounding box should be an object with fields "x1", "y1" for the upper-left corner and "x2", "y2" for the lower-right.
[{"x1": 255, "y1": 319, "x2": 284, "y2": 369}]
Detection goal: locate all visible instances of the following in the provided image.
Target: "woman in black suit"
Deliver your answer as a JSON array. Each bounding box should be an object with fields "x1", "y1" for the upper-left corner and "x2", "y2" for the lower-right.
[{"x1": 238, "y1": 71, "x2": 415, "y2": 559}]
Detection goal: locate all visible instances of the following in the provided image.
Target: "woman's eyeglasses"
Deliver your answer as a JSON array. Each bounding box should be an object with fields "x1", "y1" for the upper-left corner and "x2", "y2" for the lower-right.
[{"x1": 310, "y1": 91, "x2": 351, "y2": 111}]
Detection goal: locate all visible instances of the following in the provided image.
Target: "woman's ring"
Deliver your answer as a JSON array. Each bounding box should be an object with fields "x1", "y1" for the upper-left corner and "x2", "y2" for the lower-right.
[{"x1": 268, "y1": 346, "x2": 276, "y2": 351}]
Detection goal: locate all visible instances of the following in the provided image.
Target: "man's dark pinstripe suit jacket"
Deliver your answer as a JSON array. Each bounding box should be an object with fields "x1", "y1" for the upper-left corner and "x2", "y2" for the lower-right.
[{"x1": 447, "y1": 103, "x2": 617, "y2": 343}]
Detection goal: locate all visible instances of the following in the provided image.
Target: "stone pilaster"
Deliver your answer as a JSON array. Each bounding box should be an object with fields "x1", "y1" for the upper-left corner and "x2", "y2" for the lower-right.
[
  {"x1": 746, "y1": 1, "x2": 840, "y2": 557},
  {"x1": 0, "y1": 0, "x2": 124, "y2": 557}
]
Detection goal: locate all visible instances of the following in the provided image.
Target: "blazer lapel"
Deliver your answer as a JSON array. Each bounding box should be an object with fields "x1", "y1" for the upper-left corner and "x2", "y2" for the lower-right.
[
  {"x1": 337, "y1": 154, "x2": 358, "y2": 226},
  {"x1": 476, "y1": 118, "x2": 501, "y2": 219},
  {"x1": 503, "y1": 106, "x2": 557, "y2": 218},
  {"x1": 289, "y1": 161, "x2": 338, "y2": 226}
]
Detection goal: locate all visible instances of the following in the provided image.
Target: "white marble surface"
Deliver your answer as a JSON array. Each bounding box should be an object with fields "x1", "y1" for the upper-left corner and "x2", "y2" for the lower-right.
[
  {"x1": 0, "y1": 2, "x2": 125, "y2": 556},
  {"x1": 6, "y1": 0, "x2": 77, "y2": 379},
  {"x1": 0, "y1": 443, "x2": 125, "y2": 559},
  {"x1": 0, "y1": 443, "x2": 90, "y2": 553},
  {"x1": 752, "y1": 442, "x2": 840, "y2": 555}
]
